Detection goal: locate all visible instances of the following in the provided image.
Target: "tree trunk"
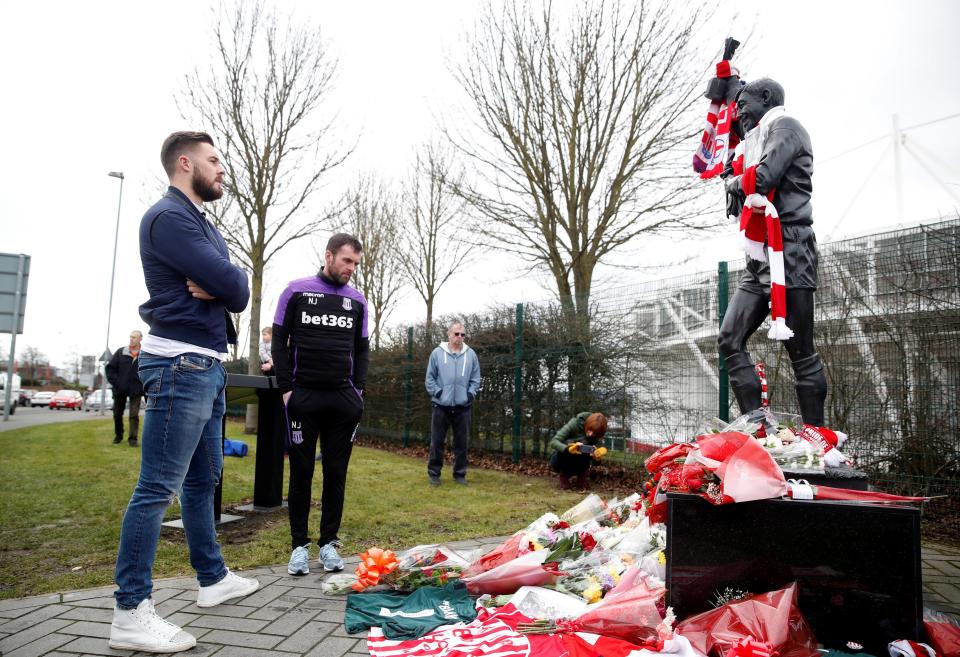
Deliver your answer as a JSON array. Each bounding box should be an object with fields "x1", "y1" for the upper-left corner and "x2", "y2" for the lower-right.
[
  {"x1": 425, "y1": 296, "x2": 434, "y2": 346},
  {"x1": 556, "y1": 262, "x2": 596, "y2": 410}
]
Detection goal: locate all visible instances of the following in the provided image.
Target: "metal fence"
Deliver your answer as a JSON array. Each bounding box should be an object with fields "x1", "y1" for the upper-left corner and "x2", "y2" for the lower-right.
[{"x1": 361, "y1": 218, "x2": 959, "y2": 534}]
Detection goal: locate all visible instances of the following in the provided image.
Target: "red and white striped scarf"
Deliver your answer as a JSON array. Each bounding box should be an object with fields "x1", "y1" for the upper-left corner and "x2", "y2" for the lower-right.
[
  {"x1": 889, "y1": 639, "x2": 940, "y2": 657},
  {"x1": 693, "y1": 60, "x2": 740, "y2": 179},
  {"x1": 730, "y1": 106, "x2": 794, "y2": 341}
]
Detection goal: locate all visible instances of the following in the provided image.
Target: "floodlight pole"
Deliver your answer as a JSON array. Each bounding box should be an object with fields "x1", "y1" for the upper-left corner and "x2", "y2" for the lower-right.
[{"x1": 101, "y1": 172, "x2": 124, "y2": 416}]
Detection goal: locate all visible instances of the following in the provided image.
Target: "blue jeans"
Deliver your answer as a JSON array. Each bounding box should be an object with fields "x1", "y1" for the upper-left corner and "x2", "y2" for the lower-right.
[{"x1": 114, "y1": 353, "x2": 228, "y2": 609}]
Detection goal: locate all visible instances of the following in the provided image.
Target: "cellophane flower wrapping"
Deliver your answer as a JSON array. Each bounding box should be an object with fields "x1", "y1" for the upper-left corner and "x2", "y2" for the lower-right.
[
  {"x1": 674, "y1": 582, "x2": 819, "y2": 657},
  {"x1": 396, "y1": 543, "x2": 478, "y2": 570},
  {"x1": 462, "y1": 531, "x2": 525, "y2": 579},
  {"x1": 702, "y1": 410, "x2": 832, "y2": 474},
  {"x1": 462, "y1": 513, "x2": 563, "y2": 579},
  {"x1": 323, "y1": 544, "x2": 478, "y2": 594},
  {"x1": 321, "y1": 573, "x2": 362, "y2": 595},
  {"x1": 507, "y1": 585, "x2": 588, "y2": 621},
  {"x1": 609, "y1": 516, "x2": 660, "y2": 562},
  {"x1": 553, "y1": 551, "x2": 629, "y2": 603},
  {"x1": 556, "y1": 566, "x2": 670, "y2": 647},
  {"x1": 463, "y1": 549, "x2": 562, "y2": 595},
  {"x1": 692, "y1": 432, "x2": 788, "y2": 503},
  {"x1": 560, "y1": 493, "x2": 609, "y2": 525},
  {"x1": 388, "y1": 543, "x2": 481, "y2": 590},
  {"x1": 924, "y1": 608, "x2": 960, "y2": 657}
]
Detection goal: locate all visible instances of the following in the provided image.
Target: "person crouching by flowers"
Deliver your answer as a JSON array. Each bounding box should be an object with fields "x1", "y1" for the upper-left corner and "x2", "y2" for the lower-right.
[{"x1": 548, "y1": 412, "x2": 608, "y2": 490}]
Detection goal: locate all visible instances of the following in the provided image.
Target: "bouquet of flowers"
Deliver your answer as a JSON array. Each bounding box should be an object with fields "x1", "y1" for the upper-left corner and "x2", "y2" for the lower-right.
[
  {"x1": 645, "y1": 431, "x2": 930, "y2": 508},
  {"x1": 461, "y1": 532, "x2": 525, "y2": 579},
  {"x1": 560, "y1": 493, "x2": 609, "y2": 525},
  {"x1": 542, "y1": 530, "x2": 598, "y2": 566},
  {"x1": 322, "y1": 544, "x2": 473, "y2": 594},
  {"x1": 462, "y1": 512, "x2": 565, "y2": 579},
  {"x1": 599, "y1": 493, "x2": 642, "y2": 528},
  {"x1": 675, "y1": 582, "x2": 819, "y2": 657},
  {"x1": 765, "y1": 436, "x2": 824, "y2": 473},
  {"x1": 521, "y1": 567, "x2": 673, "y2": 648},
  {"x1": 552, "y1": 552, "x2": 627, "y2": 603},
  {"x1": 463, "y1": 549, "x2": 563, "y2": 595},
  {"x1": 610, "y1": 516, "x2": 657, "y2": 560}
]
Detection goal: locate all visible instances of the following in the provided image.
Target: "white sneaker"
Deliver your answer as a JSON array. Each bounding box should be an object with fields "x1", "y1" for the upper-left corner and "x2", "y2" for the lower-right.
[
  {"x1": 109, "y1": 598, "x2": 196, "y2": 653},
  {"x1": 196, "y1": 569, "x2": 260, "y2": 608}
]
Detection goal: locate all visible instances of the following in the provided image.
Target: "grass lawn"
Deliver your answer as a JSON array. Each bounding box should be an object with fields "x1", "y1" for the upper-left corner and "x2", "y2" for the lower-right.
[{"x1": 0, "y1": 417, "x2": 587, "y2": 600}]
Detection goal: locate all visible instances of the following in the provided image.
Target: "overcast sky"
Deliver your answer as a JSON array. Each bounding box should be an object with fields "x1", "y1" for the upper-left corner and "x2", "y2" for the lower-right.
[{"x1": 2, "y1": 0, "x2": 958, "y2": 369}]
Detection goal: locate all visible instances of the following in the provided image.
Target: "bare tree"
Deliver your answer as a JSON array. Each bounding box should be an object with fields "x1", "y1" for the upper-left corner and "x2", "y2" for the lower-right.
[
  {"x1": 401, "y1": 142, "x2": 473, "y2": 341},
  {"x1": 339, "y1": 176, "x2": 407, "y2": 351},
  {"x1": 180, "y1": 1, "x2": 351, "y2": 430},
  {"x1": 18, "y1": 346, "x2": 48, "y2": 386},
  {"x1": 452, "y1": 0, "x2": 714, "y2": 406}
]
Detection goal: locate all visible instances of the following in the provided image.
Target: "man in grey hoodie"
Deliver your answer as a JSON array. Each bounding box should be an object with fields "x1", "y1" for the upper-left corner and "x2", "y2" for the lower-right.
[{"x1": 425, "y1": 321, "x2": 481, "y2": 486}]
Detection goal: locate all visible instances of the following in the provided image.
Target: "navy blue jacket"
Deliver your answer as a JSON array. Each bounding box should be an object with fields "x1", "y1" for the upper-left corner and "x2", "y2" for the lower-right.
[{"x1": 138, "y1": 187, "x2": 249, "y2": 353}]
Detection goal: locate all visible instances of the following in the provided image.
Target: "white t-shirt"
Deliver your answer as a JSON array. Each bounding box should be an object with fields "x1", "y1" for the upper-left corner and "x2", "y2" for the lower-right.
[{"x1": 141, "y1": 334, "x2": 228, "y2": 361}]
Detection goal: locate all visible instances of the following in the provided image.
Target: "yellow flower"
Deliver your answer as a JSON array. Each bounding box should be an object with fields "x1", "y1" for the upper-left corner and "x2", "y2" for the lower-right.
[
  {"x1": 583, "y1": 583, "x2": 602, "y2": 603},
  {"x1": 657, "y1": 550, "x2": 666, "y2": 566}
]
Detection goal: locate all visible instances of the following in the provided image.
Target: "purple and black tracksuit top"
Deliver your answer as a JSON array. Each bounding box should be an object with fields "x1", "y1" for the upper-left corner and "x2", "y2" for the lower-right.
[{"x1": 271, "y1": 271, "x2": 369, "y2": 395}]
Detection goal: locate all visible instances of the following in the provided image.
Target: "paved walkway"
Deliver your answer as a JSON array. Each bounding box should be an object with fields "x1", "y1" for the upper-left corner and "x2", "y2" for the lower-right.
[
  {"x1": 0, "y1": 406, "x2": 125, "y2": 433},
  {"x1": 1, "y1": 538, "x2": 957, "y2": 657}
]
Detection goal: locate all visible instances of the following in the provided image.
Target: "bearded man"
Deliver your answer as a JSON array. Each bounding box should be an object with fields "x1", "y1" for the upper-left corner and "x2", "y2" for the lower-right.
[{"x1": 110, "y1": 131, "x2": 258, "y2": 653}]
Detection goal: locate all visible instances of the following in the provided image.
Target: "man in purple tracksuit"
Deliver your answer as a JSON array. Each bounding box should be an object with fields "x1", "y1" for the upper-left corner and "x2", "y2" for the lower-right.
[{"x1": 272, "y1": 233, "x2": 369, "y2": 576}]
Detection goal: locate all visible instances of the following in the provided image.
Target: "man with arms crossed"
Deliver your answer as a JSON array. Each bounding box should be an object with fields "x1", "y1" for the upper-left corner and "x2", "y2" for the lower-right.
[
  {"x1": 110, "y1": 131, "x2": 259, "y2": 653},
  {"x1": 273, "y1": 233, "x2": 369, "y2": 576}
]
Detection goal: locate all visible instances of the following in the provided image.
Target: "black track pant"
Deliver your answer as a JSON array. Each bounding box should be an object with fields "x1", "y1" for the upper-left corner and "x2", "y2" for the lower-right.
[
  {"x1": 285, "y1": 386, "x2": 363, "y2": 550},
  {"x1": 113, "y1": 392, "x2": 141, "y2": 440}
]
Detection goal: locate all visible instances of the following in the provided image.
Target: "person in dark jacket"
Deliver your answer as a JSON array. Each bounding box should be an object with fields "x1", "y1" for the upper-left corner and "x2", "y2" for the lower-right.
[
  {"x1": 720, "y1": 78, "x2": 827, "y2": 427},
  {"x1": 110, "y1": 131, "x2": 258, "y2": 654},
  {"x1": 272, "y1": 233, "x2": 369, "y2": 577},
  {"x1": 105, "y1": 330, "x2": 144, "y2": 446},
  {"x1": 548, "y1": 412, "x2": 609, "y2": 490}
]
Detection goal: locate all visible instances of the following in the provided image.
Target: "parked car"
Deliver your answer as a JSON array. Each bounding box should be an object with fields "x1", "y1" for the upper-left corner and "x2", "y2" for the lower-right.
[
  {"x1": 0, "y1": 393, "x2": 15, "y2": 415},
  {"x1": 31, "y1": 391, "x2": 54, "y2": 407},
  {"x1": 18, "y1": 389, "x2": 35, "y2": 406},
  {"x1": 85, "y1": 389, "x2": 118, "y2": 412},
  {"x1": 50, "y1": 390, "x2": 83, "y2": 410}
]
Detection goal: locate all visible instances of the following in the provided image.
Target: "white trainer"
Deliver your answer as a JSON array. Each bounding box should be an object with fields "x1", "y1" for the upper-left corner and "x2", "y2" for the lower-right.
[
  {"x1": 196, "y1": 569, "x2": 260, "y2": 608},
  {"x1": 109, "y1": 598, "x2": 196, "y2": 653}
]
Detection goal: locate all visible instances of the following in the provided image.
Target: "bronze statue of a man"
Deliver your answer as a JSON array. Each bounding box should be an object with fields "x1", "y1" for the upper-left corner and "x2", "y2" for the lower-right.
[{"x1": 719, "y1": 78, "x2": 827, "y2": 426}]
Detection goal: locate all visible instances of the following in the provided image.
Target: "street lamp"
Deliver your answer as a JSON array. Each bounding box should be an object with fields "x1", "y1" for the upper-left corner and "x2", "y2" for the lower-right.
[{"x1": 101, "y1": 171, "x2": 124, "y2": 416}]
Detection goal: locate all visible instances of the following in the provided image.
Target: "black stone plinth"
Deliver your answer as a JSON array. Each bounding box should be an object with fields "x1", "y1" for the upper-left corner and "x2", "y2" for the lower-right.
[
  {"x1": 213, "y1": 374, "x2": 286, "y2": 522},
  {"x1": 666, "y1": 492, "x2": 922, "y2": 655},
  {"x1": 253, "y1": 386, "x2": 286, "y2": 509}
]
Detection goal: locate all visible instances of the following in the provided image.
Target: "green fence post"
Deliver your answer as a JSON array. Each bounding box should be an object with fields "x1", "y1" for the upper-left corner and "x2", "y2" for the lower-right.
[
  {"x1": 717, "y1": 261, "x2": 730, "y2": 422},
  {"x1": 512, "y1": 303, "x2": 524, "y2": 463},
  {"x1": 403, "y1": 325, "x2": 413, "y2": 447}
]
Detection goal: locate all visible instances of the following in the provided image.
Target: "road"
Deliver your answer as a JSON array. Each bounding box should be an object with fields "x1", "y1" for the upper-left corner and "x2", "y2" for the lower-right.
[{"x1": 0, "y1": 405, "x2": 126, "y2": 432}]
